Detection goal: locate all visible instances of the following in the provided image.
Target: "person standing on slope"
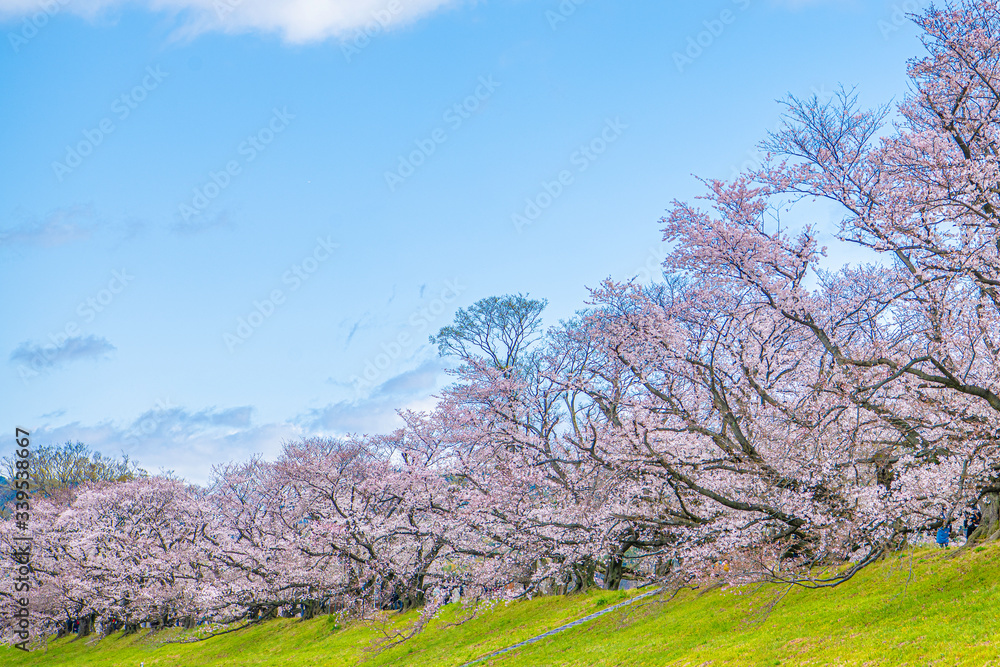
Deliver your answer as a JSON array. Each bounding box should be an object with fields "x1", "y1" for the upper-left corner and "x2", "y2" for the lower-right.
[
  {"x1": 936, "y1": 510, "x2": 952, "y2": 548},
  {"x1": 964, "y1": 505, "x2": 982, "y2": 540}
]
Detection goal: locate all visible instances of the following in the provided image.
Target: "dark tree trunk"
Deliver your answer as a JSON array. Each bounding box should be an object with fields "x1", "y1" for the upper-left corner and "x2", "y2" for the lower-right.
[
  {"x1": 969, "y1": 491, "x2": 1000, "y2": 544},
  {"x1": 873, "y1": 449, "x2": 895, "y2": 490},
  {"x1": 397, "y1": 589, "x2": 425, "y2": 613},
  {"x1": 564, "y1": 559, "x2": 597, "y2": 594},
  {"x1": 393, "y1": 572, "x2": 426, "y2": 613},
  {"x1": 605, "y1": 554, "x2": 624, "y2": 591},
  {"x1": 76, "y1": 613, "x2": 95, "y2": 639},
  {"x1": 302, "y1": 600, "x2": 320, "y2": 619},
  {"x1": 583, "y1": 559, "x2": 597, "y2": 592}
]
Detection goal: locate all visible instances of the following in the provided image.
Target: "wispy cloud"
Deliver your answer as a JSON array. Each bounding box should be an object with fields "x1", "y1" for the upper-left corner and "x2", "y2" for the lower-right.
[
  {"x1": 169, "y1": 209, "x2": 236, "y2": 235},
  {"x1": 308, "y1": 359, "x2": 447, "y2": 432},
  {"x1": 28, "y1": 364, "x2": 446, "y2": 484},
  {"x1": 344, "y1": 315, "x2": 367, "y2": 347},
  {"x1": 0, "y1": 205, "x2": 97, "y2": 248},
  {"x1": 299, "y1": 394, "x2": 406, "y2": 434},
  {"x1": 30, "y1": 407, "x2": 296, "y2": 485},
  {"x1": 129, "y1": 405, "x2": 253, "y2": 438},
  {"x1": 372, "y1": 358, "x2": 444, "y2": 397},
  {"x1": 0, "y1": 0, "x2": 461, "y2": 44},
  {"x1": 9, "y1": 334, "x2": 116, "y2": 369}
]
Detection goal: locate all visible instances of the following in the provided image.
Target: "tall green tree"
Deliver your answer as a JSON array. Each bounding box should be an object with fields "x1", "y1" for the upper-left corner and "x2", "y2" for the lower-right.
[
  {"x1": 431, "y1": 293, "x2": 547, "y2": 371},
  {"x1": 2, "y1": 440, "x2": 146, "y2": 499}
]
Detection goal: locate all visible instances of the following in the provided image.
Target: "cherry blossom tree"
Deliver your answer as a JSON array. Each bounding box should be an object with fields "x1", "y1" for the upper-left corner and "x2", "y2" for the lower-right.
[
  {"x1": 659, "y1": 0, "x2": 1000, "y2": 544},
  {"x1": 7, "y1": 1, "x2": 1000, "y2": 650}
]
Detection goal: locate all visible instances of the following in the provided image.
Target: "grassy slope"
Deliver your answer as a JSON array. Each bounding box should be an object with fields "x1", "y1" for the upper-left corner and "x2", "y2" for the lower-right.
[{"x1": 3, "y1": 544, "x2": 999, "y2": 667}]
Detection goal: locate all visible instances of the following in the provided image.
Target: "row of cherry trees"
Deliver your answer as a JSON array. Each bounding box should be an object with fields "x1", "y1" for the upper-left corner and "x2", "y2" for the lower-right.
[{"x1": 5, "y1": 0, "x2": 1000, "y2": 646}]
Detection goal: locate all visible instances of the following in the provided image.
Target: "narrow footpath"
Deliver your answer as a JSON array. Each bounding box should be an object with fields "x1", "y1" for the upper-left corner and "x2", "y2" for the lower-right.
[{"x1": 459, "y1": 587, "x2": 664, "y2": 666}]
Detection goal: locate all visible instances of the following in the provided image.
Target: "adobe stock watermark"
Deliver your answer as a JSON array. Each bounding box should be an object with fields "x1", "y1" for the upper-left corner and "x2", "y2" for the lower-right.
[
  {"x1": 384, "y1": 76, "x2": 501, "y2": 192},
  {"x1": 673, "y1": 0, "x2": 751, "y2": 73},
  {"x1": 631, "y1": 243, "x2": 669, "y2": 284},
  {"x1": 122, "y1": 398, "x2": 176, "y2": 446},
  {"x1": 546, "y1": 0, "x2": 587, "y2": 30},
  {"x1": 15, "y1": 269, "x2": 135, "y2": 384},
  {"x1": 213, "y1": 0, "x2": 244, "y2": 19},
  {"x1": 349, "y1": 278, "x2": 467, "y2": 395},
  {"x1": 878, "y1": 0, "x2": 926, "y2": 40},
  {"x1": 341, "y1": 0, "x2": 404, "y2": 62},
  {"x1": 51, "y1": 66, "x2": 169, "y2": 182},
  {"x1": 178, "y1": 107, "x2": 294, "y2": 221},
  {"x1": 7, "y1": 0, "x2": 70, "y2": 53},
  {"x1": 224, "y1": 236, "x2": 338, "y2": 352},
  {"x1": 511, "y1": 117, "x2": 627, "y2": 233}
]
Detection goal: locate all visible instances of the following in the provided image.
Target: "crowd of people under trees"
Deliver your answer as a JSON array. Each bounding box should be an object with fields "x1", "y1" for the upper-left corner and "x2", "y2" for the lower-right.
[
  {"x1": 4, "y1": 0, "x2": 1000, "y2": 649},
  {"x1": 936, "y1": 504, "x2": 984, "y2": 547}
]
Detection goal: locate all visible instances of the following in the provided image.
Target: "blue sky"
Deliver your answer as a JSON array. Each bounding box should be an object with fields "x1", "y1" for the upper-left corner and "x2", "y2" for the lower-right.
[{"x1": 0, "y1": 0, "x2": 927, "y2": 483}]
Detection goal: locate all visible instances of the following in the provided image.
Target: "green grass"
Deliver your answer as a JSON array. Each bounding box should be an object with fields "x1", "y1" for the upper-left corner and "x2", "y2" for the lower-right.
[{"x1": 4, "y1": 543, "x2": 999, "y2": 666}]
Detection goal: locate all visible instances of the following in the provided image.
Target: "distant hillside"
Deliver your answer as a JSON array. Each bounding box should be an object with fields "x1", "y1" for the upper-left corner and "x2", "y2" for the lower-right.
[
  {"x1": 4, "y1": 543, "x2": 999, "y2": 666},
  {"x1": 0, "y1": 477, "x2": 14, "y2": 509}
]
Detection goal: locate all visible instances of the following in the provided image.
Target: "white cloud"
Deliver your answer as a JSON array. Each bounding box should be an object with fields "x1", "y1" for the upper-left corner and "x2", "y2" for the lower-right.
[
  {"x1": 0, "y1": 205, "x2": 97, "y2": 248},
  {"x1": 31, "y1": 360, "x2": 449, "y2": 484},
  {"x1": 304, "y1": 364, "x2": 444, "y2": 433},
  {"x1": 32, "y1": 406, "x2": 300, "y2": 485},
  {"x1": 9, "y1": 334, "x2": 116, "y2": 369},
  {"x1": 0, "y1": 0, "x2": 460, "y2": 43}
]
